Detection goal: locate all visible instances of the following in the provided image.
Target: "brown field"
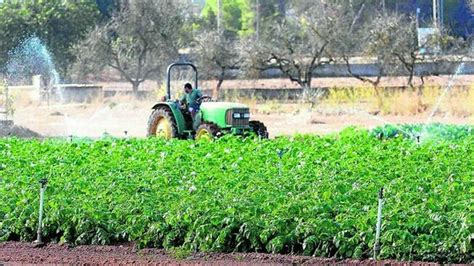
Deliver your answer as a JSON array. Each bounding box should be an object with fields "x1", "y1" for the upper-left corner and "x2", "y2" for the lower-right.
[
  {"x1": 8, "y1": 95, "x2": 472, "y2": 138},
  {"x1": 4, "y1": 75, "x2": 474, "y2": 138}
]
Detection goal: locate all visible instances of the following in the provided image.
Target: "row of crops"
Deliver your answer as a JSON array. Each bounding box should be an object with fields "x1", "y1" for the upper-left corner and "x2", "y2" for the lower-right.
[{"x1": 0, "y1": 125, "x2": 473, "y2": 263}]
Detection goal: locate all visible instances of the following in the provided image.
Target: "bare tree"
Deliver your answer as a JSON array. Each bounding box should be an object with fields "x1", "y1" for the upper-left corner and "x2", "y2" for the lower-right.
[
  {"x1": 389, "y1": 16, "x2": 430, "y2": 112},
  {"x1": 339, "y1": 12, "x2": 408, "y2": 110},
  {"x1": 73, "y1": 1, "x2": 185, "y2": 96},
  {"x1": 193, "y1": 31, "x2": 243, "y2": 99},
  {"x1": 243, "y1": 2, "x2": 344, "y2": 105}
]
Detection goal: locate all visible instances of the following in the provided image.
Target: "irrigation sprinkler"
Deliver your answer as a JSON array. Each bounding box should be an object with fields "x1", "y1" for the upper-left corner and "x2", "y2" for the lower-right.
[
  {"x1": 376, "y1": 132, "x2": 384, "y2": 140},
  {"x1": 373, "y1": 187, "x2": 384, "y2": 259},
  {"x1": 33, "y1": 178, "x2": 48, "y2": 247},
  {"x1": 277, "y1": 149, "x2": 285, "y2": 178}
]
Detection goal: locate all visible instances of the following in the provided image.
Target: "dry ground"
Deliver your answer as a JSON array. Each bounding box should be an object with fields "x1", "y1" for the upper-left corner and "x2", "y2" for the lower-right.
[
  {"x1": 5, "y1": 74, "x2": 473, "y2": 138},
  {"x1": 8, "y1": 97, "x2": 472, "y2": 138}
]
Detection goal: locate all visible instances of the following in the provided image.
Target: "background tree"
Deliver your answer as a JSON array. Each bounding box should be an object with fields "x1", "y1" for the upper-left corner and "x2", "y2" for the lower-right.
[
  {"x1": 73, "y1": 0, "x2": 185, "y2": 96},
  {"x1": 390, "y1": 16, "x2": 429, "y2": 112},
  {"x1": 244, "y1": 2, "x2": 344, "y2": 107},
  {"x1": 340, "y1": 12, "x2": 408, "y2": 111},
  {"x1": 193, "y1": 30, "x2": 243, "y2": 99},
  {"x1": 255, "y1": 0, "x2": 286, "y2": 38},
  {"x1": 201, "y1": 0, "x2": 254, "y2": 38},
  {"x1": 0, "y1": 1, "x2": 100, "y2": 78}
]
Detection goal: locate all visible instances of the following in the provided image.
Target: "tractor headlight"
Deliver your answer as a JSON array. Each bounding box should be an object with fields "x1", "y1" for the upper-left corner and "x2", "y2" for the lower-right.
[
  {"x1": 233, "y1": 113, "x2": 241, "y2": 119},
  {"x1": 243, "y1": 113, "x2": 250, "y2": 119}
]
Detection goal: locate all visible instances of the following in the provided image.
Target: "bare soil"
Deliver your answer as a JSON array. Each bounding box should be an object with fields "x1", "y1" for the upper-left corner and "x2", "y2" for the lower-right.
[
  {"x1": 8, "y1": 99, "x2": 473, "y2": 138},
  {"x1": 0, "y1": 122, "x2": 41, "y2": 138},
  {"x1": 0, "y1": 241, "x2": 458, "y2": 265},
  {"x1": 6, "y1": 74, "x2": 473, "y2": 138}
]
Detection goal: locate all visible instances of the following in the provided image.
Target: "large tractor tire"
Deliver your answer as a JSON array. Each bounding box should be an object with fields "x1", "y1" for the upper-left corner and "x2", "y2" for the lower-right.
[
  {"x1": 195, "y1": 122, "x2": 220, "y2": 141},
  {"x1": 147, "y1": 107, "x2": 178, "y2": 139},
  {"x1": 249, "y1": 120, "x2": 269, "y2": 139}
]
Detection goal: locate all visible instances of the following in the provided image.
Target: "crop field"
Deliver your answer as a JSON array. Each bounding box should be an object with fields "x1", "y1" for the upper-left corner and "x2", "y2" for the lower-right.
[{"x1": 0, "y1": 125, "x2": 473, "y2": 263}]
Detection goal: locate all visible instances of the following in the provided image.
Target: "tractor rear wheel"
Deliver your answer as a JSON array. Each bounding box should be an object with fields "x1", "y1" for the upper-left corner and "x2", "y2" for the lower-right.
[
  {"x1": 147, "y1": 107, "x2": 178, "y2": 139},
  {"x1": 249, "y1": 120, "x2": 269, "y2": 139},
  {"x1": 195, "y1": 122, "x2": 220, "y2": 141}
]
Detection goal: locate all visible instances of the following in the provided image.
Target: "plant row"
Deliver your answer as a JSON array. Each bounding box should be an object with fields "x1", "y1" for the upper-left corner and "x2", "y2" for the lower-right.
[{"x1": 0, "y1": 127, "x2": 472, "y2": 262}]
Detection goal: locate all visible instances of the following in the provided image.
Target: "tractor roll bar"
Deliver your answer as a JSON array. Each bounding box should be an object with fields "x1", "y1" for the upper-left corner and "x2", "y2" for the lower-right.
[{"x1": 166, "y1": 63, "x2": 198, "y2": 100}]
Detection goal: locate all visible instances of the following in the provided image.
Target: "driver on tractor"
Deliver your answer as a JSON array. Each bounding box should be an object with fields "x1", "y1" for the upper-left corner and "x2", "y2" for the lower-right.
[{"x1": 180, "y1": 83, "x2": 202, "y2": 120}]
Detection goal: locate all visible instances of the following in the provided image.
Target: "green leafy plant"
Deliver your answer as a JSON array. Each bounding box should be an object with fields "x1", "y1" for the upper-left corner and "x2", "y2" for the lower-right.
[{"x1": 0, "y1": 125, "x2": 472, "y2": 263}]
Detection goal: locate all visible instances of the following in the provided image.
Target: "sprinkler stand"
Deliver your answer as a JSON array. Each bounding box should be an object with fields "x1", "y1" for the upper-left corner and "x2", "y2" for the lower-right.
[
  {"x1": 277, "y1": 150, "x2": 284, "y2": 177},
  {"x1": 33, "y1": 178, "x2": 48, "y2": 247},
  {"x1": 373, "y1": 187, "x2": 384, "y2": 259}
]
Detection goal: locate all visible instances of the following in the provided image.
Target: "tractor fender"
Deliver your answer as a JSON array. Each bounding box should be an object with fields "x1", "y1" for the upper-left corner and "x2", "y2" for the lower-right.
[{"x1": 151, "y1": 102, "x2": 186, "y2": 134}]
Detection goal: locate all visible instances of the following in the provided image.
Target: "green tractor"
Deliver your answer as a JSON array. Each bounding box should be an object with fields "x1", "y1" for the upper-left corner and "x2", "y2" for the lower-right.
[{"x1": 147, "y1": 63, "x2": 268, "y2": 140}]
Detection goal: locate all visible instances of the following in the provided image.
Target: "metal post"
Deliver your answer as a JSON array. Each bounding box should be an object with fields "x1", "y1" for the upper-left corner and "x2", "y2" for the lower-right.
[
  {"x1": 256, "y1": 0, "x2": 260, "y2": 41},
  {"x1": 217, "y1": 0, "x2": 222, "y2": 34},
  {"x1": 277, "y1": 150, "x2": 284, "y2": 177},
  {"x1": 433, "y1": 0, "x2": 443, "y2": 31},
  {"x1": 34, "y1": 178, "x2": 48, "y2": 247},
  {"x1": 374, "y1": 187, "x2": 384, "y2": 259},
  {"x1": 439, "y1": 0, "x2": 444, "y2": 30},
  {"x1": 416, "y1": 8, "x2": 420, "y2": 30}
]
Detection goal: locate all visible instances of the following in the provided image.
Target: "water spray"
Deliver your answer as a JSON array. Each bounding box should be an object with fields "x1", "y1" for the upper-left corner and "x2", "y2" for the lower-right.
[
  {"x1": 34, "y1": 178, "x2": 48, "y2": 247},
  {"x1": 373, "y1": 187, "x2": 384, "y2": 259},
  {"x1": 425, "y1": 62, "x2": 466, "y2": 125}
]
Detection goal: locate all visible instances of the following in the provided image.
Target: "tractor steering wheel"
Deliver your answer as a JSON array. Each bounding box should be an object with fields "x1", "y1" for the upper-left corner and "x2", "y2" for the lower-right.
[{"x1": 197, "y1": 95, "x2": 213, "y2": 104}]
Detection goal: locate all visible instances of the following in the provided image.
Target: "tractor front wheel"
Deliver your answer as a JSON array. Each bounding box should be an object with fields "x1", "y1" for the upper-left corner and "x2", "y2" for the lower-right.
[
  {"x1": 195, "y1": 122, "x2": 220, "y2": 141},
  {"x1": 249, "y1": 120, "x2": 269, "y2": 139},
  {"x1": 147, "y1": 107, "x2": 178, "y2": 139}
]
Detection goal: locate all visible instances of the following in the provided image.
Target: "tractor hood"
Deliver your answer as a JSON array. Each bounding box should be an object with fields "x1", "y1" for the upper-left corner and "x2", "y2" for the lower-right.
[
  {"x1": 200, "y1": 102, "x2": 250, "y2": 128},
  {"x1": 201, "y1": 102, "x2": 248, "y2": 110}
]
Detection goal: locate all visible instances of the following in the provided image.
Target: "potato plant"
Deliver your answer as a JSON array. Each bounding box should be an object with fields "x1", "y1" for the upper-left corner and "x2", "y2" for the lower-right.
[{"x1": 0, "y1": 127, "x2": 472, "y2": 263}]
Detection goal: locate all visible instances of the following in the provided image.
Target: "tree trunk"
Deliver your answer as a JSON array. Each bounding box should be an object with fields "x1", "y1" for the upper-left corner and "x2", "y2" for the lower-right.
[
  {"x1": 374, "y1": 85, "x2": 384, "y2": 112},
  {"x1": 214, "y1": 79, "x2": 224, "y2": 100},
  {"x1": 213, "y1": 68, "x2": 225, "y2": 100},
  {"x1": 132, "y1": 81, "x2": 140, "y2": 98},
  {"x1": 416, "y1": 76, "x2": 426, "y2": 113}
]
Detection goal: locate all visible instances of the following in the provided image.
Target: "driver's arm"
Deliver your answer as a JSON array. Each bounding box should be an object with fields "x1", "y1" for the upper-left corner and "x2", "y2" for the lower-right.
[{"x1": 179, "y1": 94, "x2": 186, "y2": 105}]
